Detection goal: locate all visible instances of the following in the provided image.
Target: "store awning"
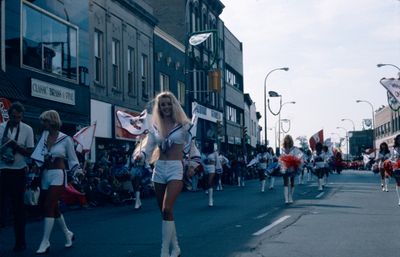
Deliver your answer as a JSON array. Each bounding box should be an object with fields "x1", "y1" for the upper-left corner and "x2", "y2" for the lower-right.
[{"x1": 0, "y1": 71, "x2": 26, "y2": 101}]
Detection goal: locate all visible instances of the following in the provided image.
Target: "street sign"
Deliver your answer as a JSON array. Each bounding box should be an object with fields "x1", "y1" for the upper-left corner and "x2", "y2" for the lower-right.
[{"x1": 380, "y1": 78, "x2": 400, "y2": 111}]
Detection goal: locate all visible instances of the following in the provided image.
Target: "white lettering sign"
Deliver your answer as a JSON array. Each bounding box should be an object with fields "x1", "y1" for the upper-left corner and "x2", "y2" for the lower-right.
[
  {"x1": 192, "y1": 102, "x2": 222, "y2": 123},
  {"x1": 31, "y1": 78, "x2": 75, "y2": 105}
]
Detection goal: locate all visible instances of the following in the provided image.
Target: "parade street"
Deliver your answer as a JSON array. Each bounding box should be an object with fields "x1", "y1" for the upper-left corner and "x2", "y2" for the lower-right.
[{"x1": 1, "y1": 170, "x2": 399, "y2": 257}]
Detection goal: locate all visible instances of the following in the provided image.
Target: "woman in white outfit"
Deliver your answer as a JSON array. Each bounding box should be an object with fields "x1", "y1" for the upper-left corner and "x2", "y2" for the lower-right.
[
  {"x1": 280, "y1": 135, "x2": 303, "y2": 204},
  {"x1": 256, "y1": 145, "x2": 269, "y2": 192},
  {"x1": 312, "y1": 142, "x2": 327, "y2": 191},
  {"x1": 391, "y1": 135, "x2": 400, "y2": 205},
  {"x1": 377, "y1": 142, "x2": 391, "y2": 192},
  {"x1": 133, "y1": 91, "x2": 197, "y2": 257},
  {"x1": 31, "y1": 110, "x2": 80, "y2": 254},
  {"x1": 201, "y1": 139, "x2": 220, "y2": 206}
]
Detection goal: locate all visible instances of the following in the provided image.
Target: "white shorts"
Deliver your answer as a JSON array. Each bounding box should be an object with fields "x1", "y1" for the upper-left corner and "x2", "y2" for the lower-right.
[
  {"x1": 41, "y1": 169, "x2": 66, "y2": 190},
  {"x1": 152, "y1": 160, "x2": 183, "y2": 184},
  {"x1": 204, "y1": 164, "x2": 216, "y2": 174}
]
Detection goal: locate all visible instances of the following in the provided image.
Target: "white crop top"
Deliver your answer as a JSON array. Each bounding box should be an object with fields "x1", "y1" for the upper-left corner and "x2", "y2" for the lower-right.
[{"x1": 141, "y1": 123, "x2": 194, "y2": 161}]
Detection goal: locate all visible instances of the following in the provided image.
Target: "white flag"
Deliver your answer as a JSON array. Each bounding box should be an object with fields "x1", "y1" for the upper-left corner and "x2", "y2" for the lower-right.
[
  {"x1": 117, "y1": 109, "x2": 149, "y2": 135},
  {"x1": 381, "y1": 78, "x2": 400, "y2": 103},
  {"x1": 189, "y1": 114, "x2": 198, "y2": 139},
  {"x1": 189, "y1": 32, "x2": 212, "y2": 46},
  {"x1": 73, "y1": 123, "x2": 96, "y2": 153}
]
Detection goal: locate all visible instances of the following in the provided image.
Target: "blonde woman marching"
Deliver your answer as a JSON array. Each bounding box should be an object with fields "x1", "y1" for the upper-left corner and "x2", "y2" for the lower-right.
[
  {"x1": 133, "y1": 91, "x2": 197, "y2": 257},
  {"x1": 201, "y1": 139, "x2": 221, "y2": 206},
  {"x1": 279, "y1": 135, "x2": 303, "y2": 204},
  {"x1": 31, "y1": 110, "x2": 81, "y2": 254}
]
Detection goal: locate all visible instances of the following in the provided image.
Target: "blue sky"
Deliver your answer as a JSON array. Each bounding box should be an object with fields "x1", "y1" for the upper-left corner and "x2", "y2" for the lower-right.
[{"x1": 220, "y1": 0, "x2": 400, "y2": 148}]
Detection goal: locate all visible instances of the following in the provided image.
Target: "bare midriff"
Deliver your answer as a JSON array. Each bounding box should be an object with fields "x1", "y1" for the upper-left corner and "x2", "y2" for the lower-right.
[
  {"x1": 45, "y1": 158, "x2": 66, "y2": 170},
  {"x1": 158, "y1": 143, "x2": 184, "y2": 160}
]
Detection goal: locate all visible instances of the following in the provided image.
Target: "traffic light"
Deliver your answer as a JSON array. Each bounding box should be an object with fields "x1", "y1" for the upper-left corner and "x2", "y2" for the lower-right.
[
  {"x1": 208, "y1": 69, "x2": 221, "y2": 93},
  {"x1": 216, "y1": 120, "x2": 223, "y2": 136},
  {"x1": 242, "y1": 126, "x2": 248, "y2": 138}
]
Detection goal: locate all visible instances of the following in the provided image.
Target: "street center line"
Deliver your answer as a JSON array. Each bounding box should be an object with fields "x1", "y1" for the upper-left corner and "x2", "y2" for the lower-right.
[
  {"x1": 255, "y1": 212, "x2": 270, "y2": 219},
  {"x1": 316, "y1": 192, "x2": 324, "y2": 198},
  {"x1": 252, "y1": 215, "x2": 291, "y2": 236}
]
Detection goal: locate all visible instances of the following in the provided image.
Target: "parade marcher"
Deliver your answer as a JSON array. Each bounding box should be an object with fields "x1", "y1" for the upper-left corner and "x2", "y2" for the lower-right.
[
  {"x1": 303, "y1": 149, "x2": 313, "y2": 182},
  {"x1": 255, "y1": 145, "x2": 269, "y2": 192},
  {"x1": 322, "y1": 145, "x2": 333, "y2": 185},
  {"x1": 266, "y1": 147, "x2": 278, "y2": 190},
  {"x1": 133, "y1": 91, "x2": 198, "y2": 257},
  {"x1": 201, "y1": 139, "x2": 221, "y2": 206},
  {"x1": 312, "y1": 142, "x2": 327, "y2": 191},
  {"x1": 377, "y1": 142, "x2": 391, "y2": 192},
  {"x1": 279, "y1": 135, "x2": 303, "y2": 204},
  {"x1": 216, "y1": 152, "x2": 228, "y2": 191},
  {"x1": 31, "y1": 110, "x2": 81, "y2": 254},
  {"x1": 0, "y1": 102, "x2": 34, "y2": 252},
  {"x1": 391, "y1": 135, "x2": 400, "y2": 205}
]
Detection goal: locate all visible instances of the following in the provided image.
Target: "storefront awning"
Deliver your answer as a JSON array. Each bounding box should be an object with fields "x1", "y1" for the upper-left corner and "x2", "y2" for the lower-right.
[{"x1": 0, "y1": 71, "x2": 26, "y2": 101}]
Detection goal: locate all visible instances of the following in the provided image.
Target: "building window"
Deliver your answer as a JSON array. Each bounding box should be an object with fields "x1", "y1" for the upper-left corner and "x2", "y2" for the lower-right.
[
  {"x1": 127, "y1": 47, "x2": 135, "y2": 95},
  {"x1": 226, "y1": 106, "x2": 237, "y2": 123},
  {"x1": 141, "y1": 54, "x2": 149, "y2": 99},
  {"x1": 22, "y1": 2, "x2": 78, "y2": 82},
  {"x1": 94, "y1": 30, "x2": 103, "y2": 84},
  {"x1": 160, "y1": 73, "x2": 169, "y2": 92},
  {"x1": 177, "y1": 81, "x2": 185, "y2": 105},
  {"x1": 226, "y1": 69, "x2": 237, "y2": 86},
  {"x1": 112, "y1": 39, "x2": 120, "y2": 89}
]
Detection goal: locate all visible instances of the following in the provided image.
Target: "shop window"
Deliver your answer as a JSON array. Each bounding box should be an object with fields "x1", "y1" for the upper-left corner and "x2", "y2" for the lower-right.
[
  {"x1": 22, "y1": 2, "x2": 78, "y2": 82},
  {"x1": 160, "y1": 73, "x2": 169, "y2": 92}
]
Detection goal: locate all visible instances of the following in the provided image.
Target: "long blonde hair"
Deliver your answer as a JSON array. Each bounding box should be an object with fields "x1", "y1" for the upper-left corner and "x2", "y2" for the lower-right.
[{"x1": 134, "y1": 91, "x2": 190, "y2": 163}]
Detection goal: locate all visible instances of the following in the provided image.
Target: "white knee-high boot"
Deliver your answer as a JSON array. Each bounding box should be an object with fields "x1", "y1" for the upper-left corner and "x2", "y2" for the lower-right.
[
  {"x1": 134, "y1": 191, "x2": 142, "y2": 209},
  {"x1": 384, "y1": 178, "x2": 389, "y2": 192},
  {"x1": 237, "y1": 177, "x2": 241, "y2": 187},
  {"x1": 208, "y1": 188, "x2": 214, "y2": 206},
  {"x1": 161, "y1": 220, "x2": 174, "y2": 257},
  {"x1": 284, "y1": 187, "x2": 289, "y2": 204},
  {"x1": 57, "y1": 215, "x2": 74, "y2": 248},
  {"x1": 36, "y1": 217, "x2": 54, "y2": 254},
  {"x1": 318, "y1": 178, "x2": 323, "y2": 191},
  {"x1": 396, "y1": 185, "x2": 400, "y2": 205},
  {"x1": 381, "y1": 179, "x2": 385, "y2": 190},
  {"x1": 289, "y1": 186, "x2": 294, "y2": 203},
  {"x1": 260, "y1": 180, "x2": 266, "y2": 193},
  {"x1": 170, "y1": 221, "x2": 181, "y2": 257},
  {"x1": 269, "y1": 177, "x2": 275, "y2": 189}
]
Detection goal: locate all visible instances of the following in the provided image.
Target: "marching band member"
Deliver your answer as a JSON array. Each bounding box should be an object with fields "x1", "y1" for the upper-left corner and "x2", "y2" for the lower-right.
[
  {"x1": 312, "y1": 142, "x2": 327, "y2": 191},
  {"x1": 279, "y1": 135, "x2": 303, "y2": 204},
  {"x1": 266, "y1": 147, "x2": 278, "y2": 190},
  {"x1": 391, "y1": 135, "x2": 400, "y2": 205},
  {"x1": 31, "y1": 110, "x2": 80, "y2": 254},
  {"x1": 377, "y1": 142, "x2": 391, "y2": 192},
  {"x1": 201, "y1": 139, "x2": 221, "y2": 206},
  {"x1": 255, "y1": 145, "x2": 269, "y2": 192},
  {"x1": 133, "y1": 91, "x2": 197, "y2": 257}
]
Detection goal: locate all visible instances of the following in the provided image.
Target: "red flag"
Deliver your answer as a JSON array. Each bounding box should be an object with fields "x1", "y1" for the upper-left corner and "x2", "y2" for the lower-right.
[{"x1": 309, "y1": 129, "x2": 324, "y2": 151}]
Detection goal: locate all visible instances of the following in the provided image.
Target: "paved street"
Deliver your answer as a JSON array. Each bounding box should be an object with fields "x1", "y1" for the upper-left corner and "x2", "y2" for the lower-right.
[{"x1": 1, "y1": 170, "x2": 399, "y2": 257}]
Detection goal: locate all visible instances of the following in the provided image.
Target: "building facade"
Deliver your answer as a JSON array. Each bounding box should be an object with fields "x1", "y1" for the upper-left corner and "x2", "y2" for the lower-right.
[
  {"x1": 89, "y1": 0, "x2": 156, "y2": 158},
  {"x1": 375, "y1": 104, "x2": 400, "y2": 149},
  {"x1": 4, "y1": 0, "x2": 90, "y2": 137}
]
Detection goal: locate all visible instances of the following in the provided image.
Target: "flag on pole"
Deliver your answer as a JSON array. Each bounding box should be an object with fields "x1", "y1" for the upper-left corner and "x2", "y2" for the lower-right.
[
  {"x1": 380, "y1": 78, "x2": 400, "y2": 103},
  {"x1": 116, "y1": 109, "x2": 149, "y2": 136},
  {"x1": 189, "y1": 32, "x2": 212, "y2": 46},
  {"x1": 309, "y1": 129, "x2": 324, "y2": 151},
  {"x1": 73, "y1": 122, "x2": 97, "y2": 153}
]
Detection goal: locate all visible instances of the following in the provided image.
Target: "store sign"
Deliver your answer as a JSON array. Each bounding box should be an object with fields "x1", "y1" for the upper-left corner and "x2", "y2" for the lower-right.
[
  {"x1": 192, "y1": 102, "x2": 222, "y2": 123},
  {"x1": 31, "y1": 78, "x2": 75, "y2": 105}
]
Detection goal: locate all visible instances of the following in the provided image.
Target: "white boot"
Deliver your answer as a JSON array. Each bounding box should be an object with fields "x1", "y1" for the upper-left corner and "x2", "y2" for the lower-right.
[
  {"x1": 161, "y1": 220, "x2": 174, "y2": 257},
  {"x1": 57, "y1": 215, "x2": 74, "y2": 248},
  {"x1": 241, "y1": 177, "x2": 245, "y2": 187},
  {"x1": 289, "y1": 187, "x2": 294, "y2": 203},
  {"x1": 36, "y1": 217, "x2": 54, "y2": 254},
  {"x1": 170, "y1": 221, "x2": 181, "y2": 257},
  {"x1": 384, "y1": 178, "x2": 389, "y2": 192},
  {"x1": 396, "y1": 186, "x2": 400, "y2": 206},
  {"x1": 269, "y1": 177, "x2": 275, "y2": 189},
  {"x1": 381, "y1": 179, "x2": 385, "y2": 191},
  {"x1": 284, "y1": 187, "x2": 289, "y2": 204},
  {"x1": 237, "y1": 177, "x2": 241, "y2": 187},
  {"x1": 260, "y1": 180, "x2": 266, "y2": 193},
  {"x1": 134, "y1": 191, "x2": 142, "y2": 209},
  {"x1": 208, "y1": 188, "x2": 214, "y2": 206},
  {"x1": 318, "y1": 178, "x2": 323, "y2": 191}
]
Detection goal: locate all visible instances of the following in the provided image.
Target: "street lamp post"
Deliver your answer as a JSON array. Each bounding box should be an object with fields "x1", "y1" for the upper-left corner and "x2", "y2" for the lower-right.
[
  {"x1": 278, "y1": 101, "x2": 295, "y2": 149},
  {"x1": 337, "y1": 126, "x2": 349, "y2": 160},
  {"x1": 341, "y1": 118, "x2": 355, "y2": 132},
  {"x1": 263, "y1": 67, "x2": 289, "y2": 146},
  {"x1": 377, "y1": 63, "x2": 400, "y2": 78},
  {"x1": 356, "y1": 99, "x2": 375, "y2": 151}
]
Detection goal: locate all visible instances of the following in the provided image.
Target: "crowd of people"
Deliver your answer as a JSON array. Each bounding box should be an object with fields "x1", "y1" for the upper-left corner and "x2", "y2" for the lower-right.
[{"x1": 2, "y1": 93, "x2": 400, "y2": 256}]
